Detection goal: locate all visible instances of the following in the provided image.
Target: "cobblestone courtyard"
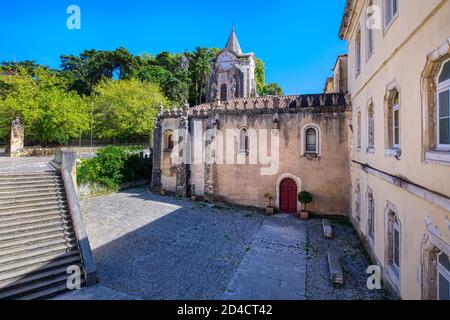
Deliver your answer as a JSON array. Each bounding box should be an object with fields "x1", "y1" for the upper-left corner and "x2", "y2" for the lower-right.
[{"x1": 76, "y1": 187, "x2": 389, "y2": 300}]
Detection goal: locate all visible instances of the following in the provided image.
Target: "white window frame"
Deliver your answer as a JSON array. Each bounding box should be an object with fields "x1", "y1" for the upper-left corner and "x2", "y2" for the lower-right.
[
  {"x1": 437, "y1": 252, "x2": 450, "y2": 300},
  {"x1": 301, "y1": 124, "x2": 321, "y2": 157},
  {"x1": 392, "y1": 103, "x2": 400, "y2": 149},
  {"x1": 392, "y1": 217, "x2": 401, "y2": 274},
  {"x1": 436, "y1": 59, "x2": 450, "y2": 151},
  {"x1": 383, "y1": 0, "x2": 399, "y2": 31}
]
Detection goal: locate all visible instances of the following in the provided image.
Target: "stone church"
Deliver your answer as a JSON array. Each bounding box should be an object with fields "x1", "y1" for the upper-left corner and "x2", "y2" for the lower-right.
[
  {"x1": 206, "y1": 27, "x2": 258, "y2": 102},
  {"x1": 152, "y1": 29, "x2": 352, "y2": 215}
]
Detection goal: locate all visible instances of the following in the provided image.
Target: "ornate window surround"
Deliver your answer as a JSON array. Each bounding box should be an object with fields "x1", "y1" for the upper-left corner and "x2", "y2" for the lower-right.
[
  {"x1": 421, "y1": 38, "x2": 450, "y2": 165},
  {"x1": 300, "y1": 123, "x2": 321, "y2": 158}
]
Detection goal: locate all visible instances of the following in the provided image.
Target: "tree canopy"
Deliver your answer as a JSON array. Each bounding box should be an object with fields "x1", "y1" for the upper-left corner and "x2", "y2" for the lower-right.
[{"x1": 0, "y1": 46, "x2": 282, "y2": 146}]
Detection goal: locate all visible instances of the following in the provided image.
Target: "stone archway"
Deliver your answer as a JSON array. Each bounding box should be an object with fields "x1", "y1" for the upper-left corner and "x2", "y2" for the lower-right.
[{"x1": 276, "y1": 173, "x2": 302, "y2": 213}]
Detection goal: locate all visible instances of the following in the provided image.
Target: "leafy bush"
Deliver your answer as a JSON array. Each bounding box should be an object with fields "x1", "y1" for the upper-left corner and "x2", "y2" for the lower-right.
[
  {"x1": 298, "y1": 191, "x2": 313, "y2": 211},
  {"x1": 77, "y1": 146, "x2": 151, "y2": 191}
]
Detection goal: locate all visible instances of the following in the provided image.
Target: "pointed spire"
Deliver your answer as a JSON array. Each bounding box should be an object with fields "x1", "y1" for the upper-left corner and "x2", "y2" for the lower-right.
[{"x1": 225, "y1": 26, "x2": 243, "y2": 55}]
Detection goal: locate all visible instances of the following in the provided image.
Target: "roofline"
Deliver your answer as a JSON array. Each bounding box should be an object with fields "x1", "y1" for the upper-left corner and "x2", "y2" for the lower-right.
[
  {"x1": 338, "y1": 0, "x2": 355, "y2": 40},
  {"x1": 333, "y1": 54, "x2": 348, "y2": 70}
]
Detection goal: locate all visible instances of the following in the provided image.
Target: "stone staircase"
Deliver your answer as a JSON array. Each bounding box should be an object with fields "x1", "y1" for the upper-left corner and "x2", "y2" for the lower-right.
[{"x1": 0, "y1": 171, "x2": 85, "y2": 300}]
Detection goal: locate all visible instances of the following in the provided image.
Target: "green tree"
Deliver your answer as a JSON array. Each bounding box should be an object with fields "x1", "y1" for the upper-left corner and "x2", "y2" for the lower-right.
[
  {"x1": 91, "y1": 78, "x2": 168, "y2": 141},
  {"x1": 262, "y1": 83, "x2": 283, "y2": 96},
  {"x1": 0, "y1": 67, "x2": 90, "y2": 145},
  {"x1": 255, "y1": 58, "x2": 266, "y2": 94}
]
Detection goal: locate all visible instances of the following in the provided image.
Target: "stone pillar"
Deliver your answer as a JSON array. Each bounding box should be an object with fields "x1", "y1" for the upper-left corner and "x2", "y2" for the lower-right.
[
  {"x1": 151, "y1": 120, "x2": 162, "y2": 193},
  {"x1": 175, "y1": 115, "x2": 189, "y2": 198},
  {"x1": 204, "y1": 117, "x2": 215, "y2": 203},
  {"x1": 9, "y1": 117, "x2": 24, "y2": 157}
]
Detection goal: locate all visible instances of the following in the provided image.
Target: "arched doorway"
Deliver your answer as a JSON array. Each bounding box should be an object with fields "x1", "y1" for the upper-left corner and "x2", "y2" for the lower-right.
[{"x1": 279, "y1": 178, "x2": 297, "y2": 213}]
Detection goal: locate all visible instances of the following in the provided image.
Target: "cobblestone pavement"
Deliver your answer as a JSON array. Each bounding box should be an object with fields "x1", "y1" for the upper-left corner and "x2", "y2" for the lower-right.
[{"x1": 78, "y1": 187, "x2": 390, "y2": 300}]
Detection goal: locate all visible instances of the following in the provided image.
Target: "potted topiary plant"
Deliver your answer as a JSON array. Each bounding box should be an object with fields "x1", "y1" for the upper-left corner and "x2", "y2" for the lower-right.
[
  {"x1": 298, "y1": 191, "x2": 313, "y2": 219},
  {"x1": 264, "y1": 193, "x2": 275, "y2": 215}
]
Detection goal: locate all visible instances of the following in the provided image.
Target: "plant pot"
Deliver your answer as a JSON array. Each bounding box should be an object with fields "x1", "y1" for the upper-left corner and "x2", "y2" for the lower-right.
[
  {"x1": 191, "y1": 195, "x2": 196, "y2": 202},
  {"x1": 160, "y1": 190, "x2": 166, "y2": 196},
  {"x1": 266, "y1": 206, "x2": 274, "y2": 216},
  {"x1": 300, "y1": 210, "x2": 309, "y2": 220}
]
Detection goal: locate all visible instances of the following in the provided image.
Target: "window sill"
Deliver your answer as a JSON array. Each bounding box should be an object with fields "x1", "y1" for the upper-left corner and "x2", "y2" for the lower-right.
[
  {"x1": 367, "y1": 147, "x2": 375, "y2": 154},
  {"x1": 302, "y1": 152, "x2": 320, "y2": 160},
  {"x1": 425, "y1": 151, "x2": 450, "y2": 165},
  {"x1": 237, "y1": 150, "x2": 249, "y2": 155},
  {"x1": 385, "y1": 148, "x2": 401, "y2": 158}
]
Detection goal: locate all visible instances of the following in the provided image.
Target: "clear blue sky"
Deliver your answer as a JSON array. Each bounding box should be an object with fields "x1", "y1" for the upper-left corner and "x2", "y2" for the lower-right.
[{"x1": 0, "y1": 0, "x2": 347, "y2": 95}]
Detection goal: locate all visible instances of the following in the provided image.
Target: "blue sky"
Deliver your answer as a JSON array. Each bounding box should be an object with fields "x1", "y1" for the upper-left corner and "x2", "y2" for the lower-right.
[{"x1": 0, "y1": 0, "x2": 347, "y2": 95}]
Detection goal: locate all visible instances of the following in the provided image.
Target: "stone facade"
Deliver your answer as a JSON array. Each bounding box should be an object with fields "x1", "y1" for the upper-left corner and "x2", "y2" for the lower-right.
[
  {"x1": 153, "y1": 94, "x2": 352, "y2": 215},
  {"x1": 339, "y1": 0, "x2": 450, "y2": 300},
  {"x1": 206, "y1": 28, "x2": 257, "y2": 102}
]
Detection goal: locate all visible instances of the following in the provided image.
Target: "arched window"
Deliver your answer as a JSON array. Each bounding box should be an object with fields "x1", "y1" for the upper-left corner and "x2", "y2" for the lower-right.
[
  {"x1": 367, "y1": 103, "x2": 375, "y2": 150},
  {"x1": 163, "y1": 131, "x2": 174, "y2": 151},
  {"x1": 306, "y1": 128, "x2": 317, "y2": 153},
  {"x1": 220, "y1": 83, "x2": 227, "y2": 102},
  {"x1": 367, "y1": 189, "x2": 375, "y2": 241},
  {"x1": 437, "y1": 59, "x2": 450, "y2": 149},
  {"x1": 238, "y1": 127, "x2": 249, "y2": 153},
  {"x1": 302, "y1": 125, "x2": 320, "y2": 156}
]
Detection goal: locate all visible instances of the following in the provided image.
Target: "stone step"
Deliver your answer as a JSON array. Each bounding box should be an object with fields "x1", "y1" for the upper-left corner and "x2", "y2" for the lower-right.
[
  {"x1": 0, "y1": 172, "x2": 58, "y2": 178},
  {"x1": 0, "y1": 191, "x2": 66, "y2": 202},
  {"x1": 0, "y1": 231, "x2": 74, "y2": 252},
  {"x1": 0, "y1": 200, "x2": 68, "y2": 214},
  {"x1": 0, "y1": 249, "x2": 80, "y2": 274},
  {"x1": 0, "y1": 265, "x2": 79, "y2": 291},
  {"x1": 0, "y1": 219, "x2": 70, "y2": 237},
  {"x1": 0, "y1": 273, "x2": 74, "y2": 300},
  {"x1": 0, "y1": 178, "x2": 61, "y2": 187},
  {"x1": 0, "y1": 255, "x2": 80, "y2": 283},
  {"x1": 322, "y1": 219, "x2": 334, "y2": 239},
  {"x1": 0, "y1": 175, "x2": 60, "y2": 182},
  {"x1": 0, "y1": 243, "x2": 77, "y2": 265},
  {"x1": 0, "y1": 215, "x2": 70, "y2": 231},
  {"x1": 0, "y1": 205, "x2": 69, "y2": 218},
  {"x1": 0, "y1": 195, "x2": 67, "y2": 206},
  {"x1": 0, "y1": 187, "x2": 65, "y2": 197},
  {"x1": 327, "y1": 249, "x2": 344, "y2": 285},
  {"x1": 0, "y1": 236, "x2": 76, "y2": 258},
  {"x1": 0, "y1": 182, "x2": 63, "y2": 191},
  {"x1": 0, "y1": 210, "x2": 70, "y2": 224},
  {"x1": 17, "y1": 280, "x2": 85, "y2": 300},
  {"x1": 0, "y1": 223, "x2": 72, "y2": 243}
]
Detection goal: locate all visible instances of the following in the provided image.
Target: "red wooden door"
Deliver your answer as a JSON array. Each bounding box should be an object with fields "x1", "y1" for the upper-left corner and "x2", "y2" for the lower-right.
[{"x1": 280, "y1": 178, "x2": 297, "y2": 213}]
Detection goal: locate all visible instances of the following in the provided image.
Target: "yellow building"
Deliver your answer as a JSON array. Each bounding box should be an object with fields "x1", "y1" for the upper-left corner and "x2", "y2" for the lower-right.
[{"x1": 339, "y1": 0, "x2": 450, "y2": 299}]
